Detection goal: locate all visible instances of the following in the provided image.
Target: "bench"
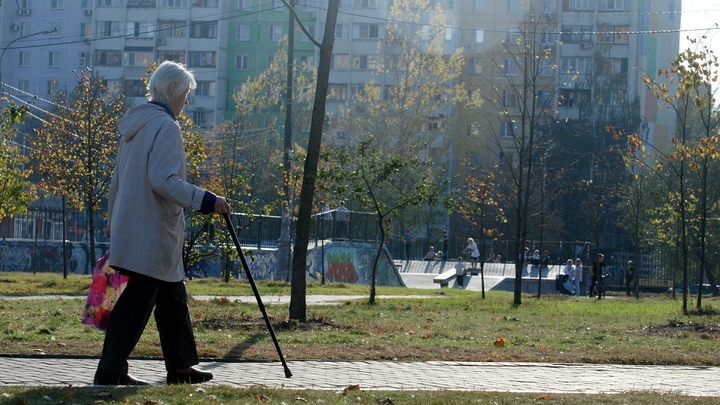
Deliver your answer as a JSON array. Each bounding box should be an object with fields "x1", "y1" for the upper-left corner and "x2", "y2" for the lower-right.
[{"x1": 433, "y1": 270, "x2": 457, "y2": 287}]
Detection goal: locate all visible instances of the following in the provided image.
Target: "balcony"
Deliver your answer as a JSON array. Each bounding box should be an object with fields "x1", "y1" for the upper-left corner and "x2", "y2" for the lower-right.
[{"x1": 127, "y1": 0, "x2": 156, "y2": 7}]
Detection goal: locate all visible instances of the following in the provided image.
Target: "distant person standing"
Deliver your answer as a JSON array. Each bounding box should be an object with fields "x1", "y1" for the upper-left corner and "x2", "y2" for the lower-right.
[
  {"x1": 626, "y1": 260, "x2": 635, "y2": 296},
  {"x1": 462, "y1": 238, "x2": 480, "y2": 268},
  {"x1": 439, "y1": 230, "x2": 449, "y2": 260},
  {"x1": 574, "y1": 258, "x2": 583, "y2": 297},
  {"x1": 403, "y1": 228, "x2": 414, "y2": 261},
  {"x1": 454, "y1": 257, "x2": 466, "y2": 288},
  {"x1": 589, "y1": 253, "x2": 607, "y2": 297},
  {"x1": 335, "y1": 200, "x2": 348, "y2": 240},
  {"x1": 322, "y1": 201, "x2": 332, "y2": 239}
]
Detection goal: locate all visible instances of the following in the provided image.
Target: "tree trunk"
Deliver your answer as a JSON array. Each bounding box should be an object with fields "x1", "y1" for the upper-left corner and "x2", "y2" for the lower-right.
[{"x1": 289, "y1": 0, "x2": 339, "y2": 322}]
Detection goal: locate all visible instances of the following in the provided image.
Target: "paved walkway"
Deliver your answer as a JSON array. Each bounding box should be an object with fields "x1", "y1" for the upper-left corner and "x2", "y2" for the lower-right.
[{"x1": 0, "y1": 357, "x2": 718, "y2": 396}]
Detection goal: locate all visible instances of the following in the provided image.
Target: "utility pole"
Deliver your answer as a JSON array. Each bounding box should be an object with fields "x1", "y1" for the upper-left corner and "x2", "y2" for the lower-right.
[{"x1": 278, "y1": 0, "x2": 296, "y2": 281}]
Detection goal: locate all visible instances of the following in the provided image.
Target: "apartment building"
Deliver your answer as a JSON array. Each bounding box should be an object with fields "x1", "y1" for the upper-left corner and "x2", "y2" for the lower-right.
[{"x1": 0, "y1": 0, "x2": 680, "y2": 140}]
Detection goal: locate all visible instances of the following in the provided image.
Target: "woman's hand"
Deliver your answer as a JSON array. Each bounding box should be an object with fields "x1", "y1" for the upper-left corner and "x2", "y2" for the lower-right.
[{"x1": 214, "y1": 196, "x2": 231, "y2": 214}]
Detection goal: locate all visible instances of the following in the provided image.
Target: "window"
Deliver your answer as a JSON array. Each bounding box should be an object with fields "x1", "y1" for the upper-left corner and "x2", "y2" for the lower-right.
[
  {"x1": 354, "y1": 0, "x2": 381, "y2": 7},
  {"x1": 267, "y1": 56, "x2": 275, "y2": 67},
  {"x1": 602, "y1": 58, "x2": 628, "y2": 74},
  {"x1": 475, "y1": 29, "x2": 484, "y2": 43},
  {"x1": 503, "y1": 90, "x2": 518, "y2": 108},
  {"x1": 500, "y1": 121, "x2": 516, "y2": 138},
  {"x1": 49, "y1": 23, "x2": 62, "y2": 38},
  {"x1": 193, "y1": 0, "x2": 218, "y2": 6},
  {"x1": 350, "y1": 85, "x2": 364, "y2": 100},
  {"x1": 271, "y1": 0, "x2": 283, "y2": 10},
  {"x1": 506, "y1": 30, "x2": 521, "y2": 45},
  {"x1": 328, "y1": 84, "x2": 347, "y2": 101},
  {"x1": 106, "y1": 79, "x2": 122, "y2": 94},
  {"x1": 161, "y1": 0, "x2": 187, "y2": 6},
  {"x1": 503, "y1": 59, "x2": 518, "y2": 76},
  {"x1": 14, "y1": 218, "x2": 35, "y2": 239},
  {"x1": 598, "y1": 0, "x2": 627, "y2": 10},
  {"x1": 47, "y1": 80, "x2": 60, "y2": 95},
  {"x1": 332, "y1": 54, "x2": 349, "y2": 70},
  {"x1": 18, "y1": 80, "x2": 29, "y2": 92},
  {"x1": 80, "y1": 23, "x2": 91, "y2": 38},
  {"x1": 19, "y1": 51, "x2": 30, "y2": 67},
  {"x1": 97, "y1": 0, "x2": 124, "y2": 6},
  {"x1": 506, "y1": 0, "x2": 520, "y2": 13},
  {"x1": 568, "y1": 0, "x2": 594, "y2": 10},
  {"x1": 238, "y1": 0, "x2": 251, "y2": 10},
  {"x1": 124, "y1": 51, "x2": 153, "y2": 67},
  {"x1": 191, "y1": 110, "x2": 213, "y2": 126},
  {"x1": 335, "y1": 24, "x2": 346, "y2": 39},
  {"x1": 79, "y1": 52, "x2": 90, "y2": 67},
  {"x1": 126, "y1": 22, "x2": 154, "y2": 38},
  {"x1": 236, "y1": 25, "x2": 250, "y2": 41},
  {"x1": 538, "y1": 59, "x2": 554, "y2": 76},
  {"x1": 82, "y1": 0, "x2": 90, "y2": 6},
  {"x1": 301, "y1": 55, "x2": 315, "y2": 69},
  {"x1": 48, "y1": 51, "x2": 61, "y2": 67},
  {"x1": 270, "y1": 25, "x2": 283, "y2": 41},
  {"x1": 537, "y1": 91, "x2": 552, "y2": 108},
  {"x1": 352, "y1": 54, "x2": 379, "y2": 70},
  {"x1": 189, "y1": 51, "x2": 216, "y2": 67},
  {"x1": 445, "y1": 28, "x2": 452, "y2": 41},
  {"x1": 559, "y1": 89, "x2": 590, "y2": 107},
  {"x1": 95, "y1": 50, "x2": 122, "y2": 66},
  {"x1": 20, "y1": 22, "x2": 31, "y2": 37},
  {"x1": 540, "y1": 29, "x2": 555, "y2": 46},
  {"x1": 97, "y1": 21, "x2": 122, "y2": 38},
  {"x1": 235, "y1": 54, "x2": 248, "y2": 70},
  {"x1": 560, "y1": 57, "x2": 592, "y2": 73},
  {"x1": 597, "y1": 26, "x2": 629, "y2": 43},
  {"x1": 194, "y1": 81, "x2": 216, "y2": 96},
  {"x1": 472, "y1": 0, "x2": 485, "y2": 12},
  {"x1": 356, "y1": 24, "x2": 380, "y2": 39},
  {"x1": 302, "y1": 26, "x2": 315, "y2": 42},
  {"x1": 469, "y1": 58, "x2": 482, "y2": 75},
  {"x1": 158, "y1": 21, "x2": 186, "y2": 37},
  {"x1": 542, "y1": 0, "x2": 556, "y2": 14},
  {"x1": 51, "y1": 0, "x2": 63, "y2": 9},
  {"x1": 157, "y1": 50, "x2": 185, "y2": 64},
  {"x1": 598, "y1": 89, "x2": 626, "y2": 105},
  {"x1": 123, "y1": 79, "x2": 147, "y2": 97},
  {"x1": 190, "y1": 21, "x2": 217, "y2": 38},
  {"x1": 561, "y1": 25, "x2": 592, "y2": 43}
]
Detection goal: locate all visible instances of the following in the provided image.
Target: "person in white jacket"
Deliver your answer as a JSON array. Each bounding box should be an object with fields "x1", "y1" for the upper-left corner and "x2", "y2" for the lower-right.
[
  {"x1": 94, "y1": 61, "x2": 230, "y2": 386},
  {"x1": 562, "y1": 259, "x2": 576, "y2": 295}
]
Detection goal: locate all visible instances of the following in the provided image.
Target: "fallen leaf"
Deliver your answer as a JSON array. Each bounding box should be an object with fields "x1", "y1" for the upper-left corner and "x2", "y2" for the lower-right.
[
  {"x1": 534, "y1": 394, "x2": 553, "y2": 400},
  {"x1": 494, "y1": 338, "x2": 505, "y2": 347},
  {"x1": 194, "y1": 388, "x2": 206, "y2": 393},
  {"x1": 423, "y1": 323, "x2": 430, "y2": 329},
  {"x1": 377, "y1": 398, "x2": 395, "y2": 405},
  {"x1": 254, "y1": 394, "x2": 271, "y2": 403},
  {"x1": 295, "y1": 397, "x2": 307, "y2": 402},
  {"x1": 342, "y1": 385, "x2": 361, "y2": 395},
  {"x1": 16, "y1": 397, "x2": 24, "y2": 405},
  {"x1": 142, "y1": 400, "x2": 160, "y2": 405},
  {"x1": 63, "y1": 385, "x2": 73, "y2": 401},
  {"x1": 34, "y1": 349, "x2": 45, "y2": 354},
  {"x1": 56, "y1": 342, "x2": 67, "y2": 347},
  {"x1": 421, "y1": 333, "x2": 431, "y2": 339},
  {"x1": 194, "y1": 312, "x2": 203, "y2": 318}
]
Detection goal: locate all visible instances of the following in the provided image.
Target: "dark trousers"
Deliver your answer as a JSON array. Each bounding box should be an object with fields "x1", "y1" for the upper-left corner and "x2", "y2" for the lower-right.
[
  {"x1": 97, "y1": 270, "x2": 198, "y2": 374},
  {"x1": 404, "y1": 244, "x2": 411, "y2": 261},
  {"x1": 589, "y1": 275, "x2": 598, "y2": 295}
]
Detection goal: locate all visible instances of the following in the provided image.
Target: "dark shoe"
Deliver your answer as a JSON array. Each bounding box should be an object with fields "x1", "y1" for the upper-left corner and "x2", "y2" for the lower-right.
[
  {"x1": 94, "y1": 369, "x2": 149, "y2": 386},
  {"x1": 166, "y1": 367, "x2": 213, "y2": 385}
]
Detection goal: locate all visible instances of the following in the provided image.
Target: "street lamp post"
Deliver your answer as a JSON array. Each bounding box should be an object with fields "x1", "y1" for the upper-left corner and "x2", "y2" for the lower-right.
[{"x1": 0, "y1": 28, "x2": 56, "y2": 95}]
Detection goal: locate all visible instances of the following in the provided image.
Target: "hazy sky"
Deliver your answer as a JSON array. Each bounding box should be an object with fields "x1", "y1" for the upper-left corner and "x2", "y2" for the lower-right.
[{"x1": 679, "y1": 0, "x2": 720, "y2": 54}]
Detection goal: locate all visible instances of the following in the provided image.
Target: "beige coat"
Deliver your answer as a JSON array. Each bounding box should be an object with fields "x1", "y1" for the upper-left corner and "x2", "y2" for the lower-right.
[{"x1": 107, "y1": 103, "x2": 208, "y2": 282}]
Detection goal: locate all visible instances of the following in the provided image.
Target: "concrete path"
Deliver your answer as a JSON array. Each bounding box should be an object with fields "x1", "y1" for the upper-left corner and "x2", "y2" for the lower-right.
[{"x1": 0, "y1": 357, "x2": 718, "y2": 396}]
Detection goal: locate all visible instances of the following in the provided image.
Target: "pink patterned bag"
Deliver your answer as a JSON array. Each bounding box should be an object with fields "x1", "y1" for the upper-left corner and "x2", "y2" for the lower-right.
[{"x1": 81, "y1": 253, "x2": 129, "y2": 331}]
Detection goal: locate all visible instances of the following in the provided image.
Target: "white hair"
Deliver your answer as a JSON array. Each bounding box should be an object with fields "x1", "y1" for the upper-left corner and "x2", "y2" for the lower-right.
[{"x1": 147, "y1": 61, "x2": 196, "y2": 103}]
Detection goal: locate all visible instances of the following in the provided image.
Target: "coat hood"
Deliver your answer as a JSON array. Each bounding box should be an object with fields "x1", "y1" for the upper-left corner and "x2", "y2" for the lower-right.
[{"x1": 117, "y1": 103, "x2": 172, "y2": 142}]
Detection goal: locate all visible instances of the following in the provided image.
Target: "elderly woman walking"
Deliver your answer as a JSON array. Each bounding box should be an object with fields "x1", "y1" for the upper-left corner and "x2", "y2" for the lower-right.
[{"x1": 93, "y1": 61, "x2": 230, "y2": 386}]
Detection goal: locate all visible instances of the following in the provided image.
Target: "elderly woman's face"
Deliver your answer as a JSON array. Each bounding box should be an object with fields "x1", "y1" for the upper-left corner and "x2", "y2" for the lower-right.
[{"x1": 167, "y1": 82, "x2": 190, "y2": 117}]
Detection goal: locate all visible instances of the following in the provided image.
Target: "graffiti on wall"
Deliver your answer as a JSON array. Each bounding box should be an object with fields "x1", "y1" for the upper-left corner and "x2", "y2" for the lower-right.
[
  {"x1": 0, "y1": 239, "x2": 403, "y2": 287},
  {"x1": 0, "y1": 240, "x2": 109, "y2": 274}
]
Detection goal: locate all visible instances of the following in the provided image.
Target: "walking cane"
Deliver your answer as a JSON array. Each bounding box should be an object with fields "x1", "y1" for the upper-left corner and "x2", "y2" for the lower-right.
[{"x1": 223, "y1": 212, "x2": 292, "y2": 378}]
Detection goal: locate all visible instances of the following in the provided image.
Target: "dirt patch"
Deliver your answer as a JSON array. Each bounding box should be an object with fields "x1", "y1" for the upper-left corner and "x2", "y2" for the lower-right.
[
  {"x1": 196, "y1": 314, "x2": 351, "y2": 333},
  {"x1": 644, "y1": 320, "x2": 720, "y2": 339}
]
